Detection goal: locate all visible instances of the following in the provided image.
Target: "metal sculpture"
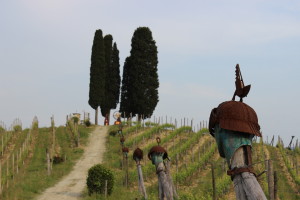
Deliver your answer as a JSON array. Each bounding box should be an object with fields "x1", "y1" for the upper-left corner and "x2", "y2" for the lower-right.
[
  {"x1": 209, "y1": 64, "x2": 267, "y2": 200},
  {"x1": 232, "y1": 64, "x2": 251, "y2": 102},
  {"x1": 148, "y1": 142, "x2": 177, "y2": 200},
  {"x1": 133, "y1": 148, "x2": 147, "y2": 199}
]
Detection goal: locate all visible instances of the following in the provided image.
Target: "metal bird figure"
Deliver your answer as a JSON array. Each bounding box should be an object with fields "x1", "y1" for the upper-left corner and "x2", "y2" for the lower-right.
[{"x1": 232, "y1": 64, "x2": 251, "y2": 102}]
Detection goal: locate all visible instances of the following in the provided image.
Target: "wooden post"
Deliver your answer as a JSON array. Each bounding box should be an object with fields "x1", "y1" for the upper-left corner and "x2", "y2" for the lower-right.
[
  {"x1": 104, "y1": 180, "x2": 108, "y2": 198},
  {"x1": 0, "y1": 163, "x2": 2, "y2": 195},
  {"x1": 212, "y1": 163, "x2": 216, "y2": 200},
  {"x1": 46, "y1": 148, "x2": 51, "y2": 176},
  {"x1": 12, "y1": 154, "x2": 14, "y2": 180},
  {"x1": 267, "y1": 160, "x2": 274, "y2": 200},
  {"x1": 137, "y1": 164, "x2": 147, "y2": 199},
  {"x1": 274, "y1": 171, "x2": 278, "y2": 200},
  {"x1": 1, "y1": 136, "x2": 3, "y2": 156}
]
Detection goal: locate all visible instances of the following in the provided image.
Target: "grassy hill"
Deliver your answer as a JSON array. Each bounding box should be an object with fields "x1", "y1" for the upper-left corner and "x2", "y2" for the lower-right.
[{"x1": 82, "y1": 123, "x2": 300, "y2": 200}]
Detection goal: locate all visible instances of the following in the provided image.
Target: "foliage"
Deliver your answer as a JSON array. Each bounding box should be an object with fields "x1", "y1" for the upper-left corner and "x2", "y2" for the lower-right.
[
  {"x1": 87, "y1": 164, "x2": 114, "y2": 196},
  {"x1": 175, "y1": 143, "x2": 217, "y2": 184},
  {"x1": 278, "y1": 144, "x2": 300, "y2": 186},
  {"x1": 120, "y1": 27, "x2": 159, "y2": 119},
  {"x1": 13, "y1": 125, "x2": 22, "y2": 132},
  {"x1": 84, "y1": 119, "x2": 91, "y2": 127},
  {"x1": 89, "y1": 29, "x2": 106, "y2": 115},
  {"x1": 125, "y1": 123, "x2": 174, "y2": 147}
]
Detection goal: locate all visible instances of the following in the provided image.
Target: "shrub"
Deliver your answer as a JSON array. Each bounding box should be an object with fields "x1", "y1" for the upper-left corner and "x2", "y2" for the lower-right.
[
  {"x1": 86, "y1": 164, "x2": 114, "y2": 196},
  {"x1": 13, "y1": 125, "x2": 22, "y2": 132},
  {"x1": 84, "y1": 119, "x2": 91, "y2": 127}
]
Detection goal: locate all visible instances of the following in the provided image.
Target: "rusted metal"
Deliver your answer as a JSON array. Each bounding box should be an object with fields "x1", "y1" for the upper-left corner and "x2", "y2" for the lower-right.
[
  {"x1": 148, "y1": 146, "x2": 168, "y2": 160},
  {"x1": 232, "y1": 64, "x2": 251, "y2": 102},
  {"x1": 133, "y1": 148, "x2": 143, "y2": 161},
  {"x1": 122, "y1": 147, "x2": 129, "y2": 153},
  {"x1": 209, "y1": 101, "x2": 261, "y2": 137},
  {"x1": 156, "y1": 136, "x2": 161, "y2": 145}
]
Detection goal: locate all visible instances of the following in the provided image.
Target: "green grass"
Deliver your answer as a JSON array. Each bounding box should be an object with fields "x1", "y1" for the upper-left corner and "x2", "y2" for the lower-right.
[{"x1": 1, "y1": 125, "x2": 93, "y2": 200}]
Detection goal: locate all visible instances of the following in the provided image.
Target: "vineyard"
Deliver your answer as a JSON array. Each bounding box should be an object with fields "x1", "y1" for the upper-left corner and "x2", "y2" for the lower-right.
[
  {"x1": 0, "y1": 118, "x2": 299, "y2": 200},
  {"x1": 82, "y1": 120, "x2": 300, "y2": 200},
  {"x1": 0, "y1": 117, "x2": 92, "y2": 200}
]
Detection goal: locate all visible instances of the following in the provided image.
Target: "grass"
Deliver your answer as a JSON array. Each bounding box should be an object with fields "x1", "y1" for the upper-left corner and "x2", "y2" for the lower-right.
[{"x1": 1, "y1": 125, "x2": 93, "y2": 200}]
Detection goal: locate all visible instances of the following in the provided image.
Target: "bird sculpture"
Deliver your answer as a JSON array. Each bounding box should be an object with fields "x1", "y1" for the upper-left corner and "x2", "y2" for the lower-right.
[{"x1": 232, "y1": 64, "x2": 251, "y2": 102}]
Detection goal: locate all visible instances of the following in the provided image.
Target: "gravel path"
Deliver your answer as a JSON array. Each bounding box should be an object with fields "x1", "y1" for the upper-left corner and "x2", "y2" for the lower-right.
[{"x1": 36, "y1": 126, "x2": 108, "y2": 200}]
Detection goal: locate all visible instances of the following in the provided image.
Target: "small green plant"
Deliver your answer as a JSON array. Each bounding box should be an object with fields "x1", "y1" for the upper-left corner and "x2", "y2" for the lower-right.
[
  {"x1": 84, "y1": 119, "x2": 91, "y2": 127},
  {"x1": 86, "y1": 164, "x2": 114, "y2": 196},
  {"x1": 13, "y1": 125, "x2": 22, "y2": 132},
  {"x1": 72, "y1": 116, "x2": 79, "y2": 124}
]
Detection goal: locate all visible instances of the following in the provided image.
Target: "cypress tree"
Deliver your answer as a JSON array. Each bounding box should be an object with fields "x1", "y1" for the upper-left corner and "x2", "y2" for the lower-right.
[
  {"x1": 120, "y1": 56, "x2": 133, "y2": 118},
  {"x1": 100, "y1": 36, "x2": 121, "y2": 123},
  {"x1": 120, "y1": 27, "x2": 159, "y2": 120},
  {"x1": 89, "y1": 29, "x2": 106, "y2": 125},
  {"x1": 110, "y1": 42, "x2": 121, "y2": 110}
]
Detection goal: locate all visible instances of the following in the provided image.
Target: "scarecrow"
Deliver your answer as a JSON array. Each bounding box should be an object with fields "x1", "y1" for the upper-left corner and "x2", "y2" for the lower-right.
[{"x1": 209, "y1": 64, "x2": 267, "y2": 200}]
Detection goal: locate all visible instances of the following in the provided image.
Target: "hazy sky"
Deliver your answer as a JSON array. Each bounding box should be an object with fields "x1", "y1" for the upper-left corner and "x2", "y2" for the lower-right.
[{"x1": 1, "y1": 0, "x2": 299, "y2": 145}]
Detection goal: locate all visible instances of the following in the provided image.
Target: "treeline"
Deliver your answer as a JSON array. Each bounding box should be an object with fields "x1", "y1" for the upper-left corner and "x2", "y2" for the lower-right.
[{"x1": 88, "y1": 27, "x2": 159, "y2": 125}]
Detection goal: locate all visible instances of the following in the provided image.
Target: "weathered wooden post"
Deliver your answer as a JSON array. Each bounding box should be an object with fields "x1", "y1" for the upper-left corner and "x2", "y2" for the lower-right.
[
  {"x1": 211, "y1": 163, "x2": 216, "y2": 200},
  {"x1": 133, "y1": 148, "x2": 147, "y2": 199},
  {"x1": 46, "y1": 148, "x2": 51, "y2": 176},
  {"x1": 122, "y1": 147, "x2": 129, "y2": 188},
  {"x1": 148, "y1": 137, "x2": 175, "y2": 200},
  {"x1": 208, "y1": 64, "x2": 267, "y2": 200},
  {"x1": 267, "y1": 160, "x2": 274, "y2": 200}
]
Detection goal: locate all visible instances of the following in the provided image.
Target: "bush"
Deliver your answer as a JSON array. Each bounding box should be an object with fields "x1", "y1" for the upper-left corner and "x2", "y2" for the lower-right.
[
  {"x1": 84, "y1": 119, "x2": 91, "y2": 127},
  {"x1": 86, "y1": 164, "x2": 114, "y2": 196},
  {"x1": 108, "y1": 125, "x2": 118, "y2": 136},
  {"x1": 13, "y1": 125, "x2": 22, "y2": 132}
]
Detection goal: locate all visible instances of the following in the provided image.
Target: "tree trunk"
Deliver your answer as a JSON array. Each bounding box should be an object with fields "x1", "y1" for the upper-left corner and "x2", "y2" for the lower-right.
[{"x1": 95, "y1": 107, "x2": 98, "y2": 125}]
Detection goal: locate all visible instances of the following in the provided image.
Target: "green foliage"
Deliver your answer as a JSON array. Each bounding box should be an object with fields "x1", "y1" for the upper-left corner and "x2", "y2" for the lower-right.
[
  {"x1": 84, "y1": 119, "x2": 91, "y2": 127},
  {"x1": 278, "y1": 145, "x2": 300, "y2": 186},
  {"x1": 108, "y1": 125, "x2": 119, "y2": 136},
  {"x1": 13, "y1": 125, "x2": 22, "y2": 132},
  {"x1": 125, "y1": 123, "x2": 174, "y2": 147},
  {"x1": 89, "y1": 29, "x2": 106, "y2": 111},
  {"x1": 87, "y1": 164, "x2": 114, "y2": 195},
  {"x1": 120, "y1": 27, "x2": 159, "y2": 119},
  {"x1": 175, "y1": 143, "x2": 217, "y2": 184},
  {"x1": 0, "y1": 126, "x2": 6, "y2": 133},
  {"x1": 72, "y1": 116, "x2": 79, "y2": 124}
]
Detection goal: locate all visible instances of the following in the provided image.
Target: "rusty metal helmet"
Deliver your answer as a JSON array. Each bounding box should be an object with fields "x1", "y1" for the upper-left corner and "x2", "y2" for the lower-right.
[
  {"x1": 133, "y1": 148, "x2": 143, "y2": 161},
  {"x1": 148, "y1": 146, "x2": 169, "y2": 160},
  {"x1": 209, "y1": 101, "x2": 261, "y2": 137}
]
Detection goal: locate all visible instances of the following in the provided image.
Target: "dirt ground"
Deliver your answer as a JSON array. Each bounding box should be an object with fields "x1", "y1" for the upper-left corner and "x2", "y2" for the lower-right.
[{"x1": 36, "y1": 126, "x2": 108, "y2": 200}]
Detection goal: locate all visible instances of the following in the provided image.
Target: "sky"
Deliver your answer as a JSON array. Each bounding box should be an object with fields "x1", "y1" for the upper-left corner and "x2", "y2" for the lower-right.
[{"x1": 0, "y1": 0, "x2": 299, "y2": 146}]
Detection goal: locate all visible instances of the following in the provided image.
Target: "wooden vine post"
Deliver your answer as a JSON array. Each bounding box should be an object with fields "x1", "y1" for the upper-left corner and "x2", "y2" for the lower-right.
[
  {"x1": 122, "y1": 147, "x2": 129, "y2": 188},
  {"x1": 133, "y1": 148, "x2": 147, "y2": 199},
  {"x1": 209, "y1": 64, "x2": 267, "y2": 200},
  {"x1": 148, "y1": 137, "x2": 176, "y2": 200}
]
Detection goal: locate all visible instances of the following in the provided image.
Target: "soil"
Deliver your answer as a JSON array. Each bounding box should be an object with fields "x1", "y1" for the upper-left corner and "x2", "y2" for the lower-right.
[{"x1": 36, "y1": 126, "x2": 108, "y2": 200}]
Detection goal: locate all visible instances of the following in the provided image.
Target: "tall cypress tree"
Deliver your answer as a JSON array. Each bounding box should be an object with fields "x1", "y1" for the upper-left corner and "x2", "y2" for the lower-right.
[
  {"x1": 100, "y1": 35, "x2": 113, "y2": 118},
  {"x1": 120, "y1": 27, "x2": 159, "y2": 120},
  {"x1": 89, "y1": 29, "x2": 105, "y2": 125},
  {"x1": 120, "y1": 56, "x2": 133, "y2": 118},
  {"x1": 100, "y1": 36, "x2": 121, "y2": 123},
  {"x1": 110, "y1": 42, "x2": 121, "y2": 109}
]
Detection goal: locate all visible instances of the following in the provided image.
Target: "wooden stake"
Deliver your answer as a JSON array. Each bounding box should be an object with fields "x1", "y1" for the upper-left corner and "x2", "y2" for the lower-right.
[
  {"x1": 104, "y1": 180, "x2": 108, "y2": 198},
  {"x1": 267, "y1": 160, "x2": 274, "y2": 200},
  {"x1": 46, "y1": 148, "x2": 51, "y2": 176},
  {"x1": 212, "y1": 163, "x2": 216, "y2": 200},
  {"x1": 274, "y1": 171, "x2": 278, "y2": 200}
]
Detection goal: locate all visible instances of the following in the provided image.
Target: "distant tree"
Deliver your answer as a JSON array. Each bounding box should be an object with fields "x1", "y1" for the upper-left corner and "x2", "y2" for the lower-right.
[
  {"x1": 89, "y1": 29, "x2": 106, "y2": 125},
  {"x1": 110, "y1": 42, "x2": 121, "y2": 110},
  {"x1": 120, "y1": 56, "x2": 133, "y2": 118},
  {"x1": 100, "y1": 36, "x2": 121, "y2": 124},
  {"x1": 120, "y1": 27, "x2": 159, "y2": 120}
]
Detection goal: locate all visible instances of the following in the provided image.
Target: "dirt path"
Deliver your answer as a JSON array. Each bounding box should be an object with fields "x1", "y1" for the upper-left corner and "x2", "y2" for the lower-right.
[{"x1": 36, "y1": 126, "x2": 108, "y2": 200}]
